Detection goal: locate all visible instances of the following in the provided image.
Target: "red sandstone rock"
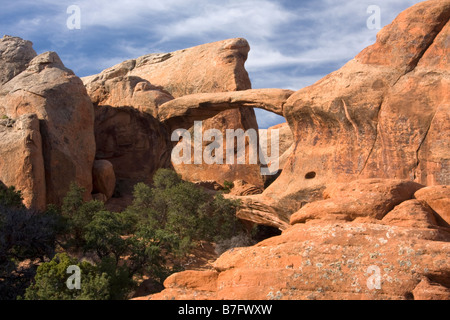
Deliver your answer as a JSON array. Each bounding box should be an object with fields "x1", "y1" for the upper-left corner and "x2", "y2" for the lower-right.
[
  {"x1": 290, "y1": 179, "x2": 424, "y2": 225},
  {"x1": 92, "y1": 160, "x2": 116, "y2": 200},
  {"x1": 0, "y1": 42, "x2": 96, "y2": 206},
  {"x1": 412, "y1": 277, "x2": 450, "y2": 300},
  {"x1": 84, "y1": 75, "x2": 173, "y2": 117},
  {"x1": 83, "y1": 38, "x2": 252, "y2": 99},
  {"x1": 0, "y1": 114, "x2": 45, "y2": 210},
  {"x1": 158, "y1": 89, "x2": 293, "y2": 130},
  {"x1": 151, "y1": 218, "x2": 450, "y2": 300},
  {"x1": 142, "y1": 1, "x2": 450, "y2": 301},
  {"x1": 0, "y1": 36, "x2": 36, "y2": 86},
  {"x1": 83, "y1": 38, "x2": 262, "y2": 188},
  {"x1": 94, "y1": 106, "x2": 172, "y2": 186},
  {"x1": 267, "y1": 122, "x2": 294, "y2": 171},
  {"x1": 229, "y1": 180, "x2": 263, "y2": 196},
  {"x1": 228, "y1": 0, "x2": 450, "y2": 226},
  {"x1": 382, "y1": 200, "x2": 439, "y2": 229},
  {"x1": 415, "y1": 186, "x2": 450, "y2": 225}
]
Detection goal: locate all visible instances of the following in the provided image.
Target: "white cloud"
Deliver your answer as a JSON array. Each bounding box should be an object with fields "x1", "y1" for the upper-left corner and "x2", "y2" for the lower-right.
[
  {"x1": 1, "y1": 0, "x2": 425, "y2": 128},
  {"x1": 154, "y1": 0, "x2": 295, "y2": 40}
]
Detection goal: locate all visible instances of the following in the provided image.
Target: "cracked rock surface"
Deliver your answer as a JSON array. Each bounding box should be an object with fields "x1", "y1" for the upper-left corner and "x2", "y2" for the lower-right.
[{"x1": 232, "y1": 0, "x2": 450, "y2": 227}]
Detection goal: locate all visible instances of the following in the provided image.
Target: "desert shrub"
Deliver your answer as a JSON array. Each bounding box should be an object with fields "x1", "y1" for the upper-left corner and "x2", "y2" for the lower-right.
[
  {"x1": 83, "y1": 210, "x2": 129, "y2": 263},
  {"x1": 96, "y1": 256, "x2": 134, "y2": 300},
  {"x1": 0, "y1": 185, "x2": 24, "y2": 208},
  {"x1": 0, "y1": 191, "x2": 60, "y2": 300},
  {"x1": 125, "y1": 169, "x2": 243, "y2": 256},
  {"x1": 60, "y1": 183, "x2": 106, "y2": 249},
  {"x1": 19, "y1": 169, "x2": 244, "y2": 300},
  {"x1": 23, "y1": 253, "x2": 110, "y2": 300},
  {"x1": 223, "y1": 180, "x2": 234, "y2": 193},
  {"x1": 152, "y1": 168, "x2": 183, "y2": 189},
  {"x1": 127, "y1": 223, "x2": 181, "y2": 282}
]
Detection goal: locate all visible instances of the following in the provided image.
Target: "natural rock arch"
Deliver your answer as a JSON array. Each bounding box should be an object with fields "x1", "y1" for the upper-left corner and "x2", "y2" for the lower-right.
[{"x1": 157, "y1": 89, "x2": 294, "y2": 132}]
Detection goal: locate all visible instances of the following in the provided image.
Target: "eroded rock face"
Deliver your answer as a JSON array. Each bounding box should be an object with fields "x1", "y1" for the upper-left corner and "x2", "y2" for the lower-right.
[
  {"x1": 83, "y1": 38, "x2": 252, "y2": 99},
  {"x1": 170, "y1": 103, "x2": 264, "y2": 187},
  {"x1": 382, "y1": 200, "x2": 439, "y2": 229},
  {"x1": 290, "y1": 179, "x2": 424, "y2": 225},
  {"x1": 285, "y1": 0, "x2": 449, "y2": 186},
  {"x1": 229, "y1": 180, "x2": 263, "y2": 196},
  {"x1": 359, "y1": 7, "x2": 450, "y2": 185},
  {"x1": 0, "y1": 114, "x2": 45, "y2": 210},
  {"x1": 412, "y1": 277, "x2": 450, "y2": 300},
  {"x1": 158, "y1": 89, "x2": 293, "y2": 187},
  {"x1": 83, "y1": 38, "x2": 262, "y2": 187},
  {"x1": 231, "y1": 0, "x2": 450, "y2": 226},
  {"x1": 94, "y1": 106, "x2": 172, "y2": 186},
  {"x1": 85, "y1": 75, "x2": 174, "y2": 117},
  {"x1": 0, "y1": 36, "x2": 36, "y2": 86},
  {"x1": 129, "y1": 0, "x2": 450, "y2": 229},
  {"x1": 0, "y1": 37, "x2": 96, "y2": 206}
]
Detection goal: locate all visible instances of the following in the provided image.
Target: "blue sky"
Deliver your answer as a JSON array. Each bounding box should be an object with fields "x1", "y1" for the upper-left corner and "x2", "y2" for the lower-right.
[{"x1": 1, "y1": 0, "x2": 423, "y2": 128}]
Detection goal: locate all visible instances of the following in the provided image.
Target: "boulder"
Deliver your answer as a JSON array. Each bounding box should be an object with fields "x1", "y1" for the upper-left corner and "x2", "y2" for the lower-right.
[
  {"x1": 0, "y1": 44, "x2": 96, "y2": 206},
  {"x1": 290, "y1": 179, "x2": 424, "y2": 225},
  {"x1": 0, "y1": 114, "x2": 45, "y2": 210},
  {"x1": 382, "y1": 200, "x2": 438, "y2": 229},
  {"x1": 232, "y1": 194, "x2": 291, "y2": 230},
  {"x1": 414, "y1": 186, "x2": 450, "y2": 225},
  {"x1": 84, "y1": 75, "x2": 174, "y2": 117},
  {"x1": 92, "y1": 160, "x2": 116, "y2": 200},
  {"x1": 412, "y1": 277, "x2": 450, "y2": 300},
  {"x1": 0, "y1": 36, "x2": 36, "y2": 86}
]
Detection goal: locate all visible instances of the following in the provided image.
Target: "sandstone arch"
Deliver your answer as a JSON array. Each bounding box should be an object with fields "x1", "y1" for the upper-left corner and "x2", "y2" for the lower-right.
[{"x1": 157, "y1": 89, "x2": 294, "y2": 132}]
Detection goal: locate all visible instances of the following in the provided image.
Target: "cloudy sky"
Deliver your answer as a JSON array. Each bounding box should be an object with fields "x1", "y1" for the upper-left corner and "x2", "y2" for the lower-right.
[{"x1": 1, "y1": 0, "x2": 423, "y2": 128}]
